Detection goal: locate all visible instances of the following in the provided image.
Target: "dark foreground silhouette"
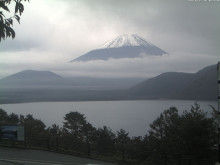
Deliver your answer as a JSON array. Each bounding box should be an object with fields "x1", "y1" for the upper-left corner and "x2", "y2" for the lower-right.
[{"x1": 0, "y1": 103, "x2": 218, "y2": 165}]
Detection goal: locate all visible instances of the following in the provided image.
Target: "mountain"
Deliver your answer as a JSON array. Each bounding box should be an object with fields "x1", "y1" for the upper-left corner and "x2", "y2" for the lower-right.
[
  {"x1": 0, "y1": 70, "x2": 144, "y2": 90},
  {"x1": 71, "y1": 34, "x2": 167, "y2": 62},
  {"x1": 130, "y1": 64, "x2": 217, "y2": 100},
  {"x1": 0, "y1": 64, "x2": 216, "y2": 104},
  {"x1": 180, "y1": 65, "x2": 217, "y2": 100},
  {"x1": 0, "y1": 70, "x2": 69, "y2": 87}
]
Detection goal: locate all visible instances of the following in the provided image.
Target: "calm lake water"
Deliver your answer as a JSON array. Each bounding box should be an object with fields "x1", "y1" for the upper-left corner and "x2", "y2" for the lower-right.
[{"x1": 0, "y1": 100, "x2": 217, "y2": 136}]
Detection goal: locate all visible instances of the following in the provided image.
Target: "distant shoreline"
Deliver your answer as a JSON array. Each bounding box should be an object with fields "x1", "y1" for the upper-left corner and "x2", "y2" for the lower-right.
[{"x1": 0, "y1": 97, "x2": 217, "y2": 105}]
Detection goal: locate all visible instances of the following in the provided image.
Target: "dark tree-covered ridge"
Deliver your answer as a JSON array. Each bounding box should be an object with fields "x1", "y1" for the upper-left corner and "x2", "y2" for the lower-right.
[{"x1": 0, "y1": 103, "x2": 218, "y2": 164}]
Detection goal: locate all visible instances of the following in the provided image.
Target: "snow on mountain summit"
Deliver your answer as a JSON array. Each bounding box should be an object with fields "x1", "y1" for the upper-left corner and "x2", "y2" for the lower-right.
[
  {"x1": 101, "y1": 34, "x2": 154, "y2": 48},
  {"x1": 71, "y1": 34, "x2": 167, "y2": 62}
]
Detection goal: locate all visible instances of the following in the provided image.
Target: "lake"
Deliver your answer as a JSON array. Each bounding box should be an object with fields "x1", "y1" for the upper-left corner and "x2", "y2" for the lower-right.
[{"x1": 0, "y1": 100, "x2": 217, "y2": 136}]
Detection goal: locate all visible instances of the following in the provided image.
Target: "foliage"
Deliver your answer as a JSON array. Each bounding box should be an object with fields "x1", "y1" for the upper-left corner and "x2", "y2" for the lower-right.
[
  {"x1": 63, "y1": 111, "x2": 97, "y2": 155},
  {"x1": 146, "y1": 103, "x2": 216, "y2": 164},
  {"x1": 0, "y1": 108, "x2": 19, "y2": 125},
  {"x1": 0, "y1": 104, "x2": 217, "y2": 164},
  {"x1": 115, "y1": 129, "x2": 130, "y2": 160},
  {"x1": 63, "y1": 112, "x2": 87, "y2": 136},
  {"x1": 96, "y1": 126, "x2": 116, "y2": 155},
  {"x1": 0, "y1": 108, "x2": 8, "y2": 124},
  {"x1": 0, "y1": 0, "x2": 29, "y2": 41}
]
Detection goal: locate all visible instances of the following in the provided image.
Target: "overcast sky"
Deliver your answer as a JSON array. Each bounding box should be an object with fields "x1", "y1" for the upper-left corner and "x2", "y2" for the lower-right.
[{"x1": 0, "y1": 0, "x2": 219, "y2": 78}]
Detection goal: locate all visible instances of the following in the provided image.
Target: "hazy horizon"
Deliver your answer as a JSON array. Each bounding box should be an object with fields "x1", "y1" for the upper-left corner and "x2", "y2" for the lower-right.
[{"x1": 0, "y1": 62, "x2": 217, "y2": 80}]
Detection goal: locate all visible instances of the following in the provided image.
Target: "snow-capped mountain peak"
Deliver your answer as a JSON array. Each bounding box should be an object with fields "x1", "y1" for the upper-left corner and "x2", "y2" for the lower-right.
[
  {"x1": 101, "y1": 34, "x2": 154, "y2": 48},
  {"x1": 71, "y1": 34, "x2": 167, "y2": 62}
]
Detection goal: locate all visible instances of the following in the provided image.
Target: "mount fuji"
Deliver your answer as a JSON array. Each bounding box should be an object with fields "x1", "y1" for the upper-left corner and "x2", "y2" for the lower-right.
[{"x1": 71, "y1": 34, "x2": 167, "y2": 62}]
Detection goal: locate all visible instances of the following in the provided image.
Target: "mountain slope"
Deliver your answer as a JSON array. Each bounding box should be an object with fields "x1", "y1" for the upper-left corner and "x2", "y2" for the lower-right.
[
  {"x1": 0, "y1": 70, "x2": 68, "y2": 87},
  {"x1": 71, "y1": 34, "x2": 167, "y2": 62},
  {"x1": 0, "y1": 64, "x2": 216, "y2": 104},
  {"x1": 101, "y1": 34, "x2": 164, "y2": 49},
  {"x1": 0, "y1": 70, "x2": 144, "y2": 90},
  {"x1": 131, "y1": 64, "x2": 217, "y2": 100},
  {"x1": 180, "y1": 65, "x2": 217, "y2": 100}
]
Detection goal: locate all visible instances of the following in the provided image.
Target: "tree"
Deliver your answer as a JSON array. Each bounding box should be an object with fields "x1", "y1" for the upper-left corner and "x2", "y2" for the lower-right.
[
  {"x1": 128, "y1": 136, "x2": 146, "y2": 160},
  {"x1": 96, "y1": 126, "x2": 115, "y2": 155},
  {"x1": 0, "y1": 108, "x2": 8, "y2": 125},
  {"x1": 23, "y1": 114, "x2": 46, "y2": 147},
  {"x1": 0, "y1": 0, "x2": 29, "y2": 41},
  {"x1": 115, "y1": 129, "x2": 130, "y2": 160},
  {"x1": 48, "y1": 124, "x2": 61, "y2": 150},
  {"x1": 146, "y1": 104, "x2": 216, "y2": 164},
  {"x1": 63, "y1": 111, "x2": 96, "y2": 154},
  {"x1": 148, "y1": 107, "x2": 180, "y2": 154},
  {"x1": 0, "y1": 109, "x2": 19, "y2": 125},
  {"x1": 63, "y1": 111, "x2": 87, "y2": 137},
  {"x1": 49, "y1": 124, "x2": 61, "y2": 136},
  {"x1": 180, "y1": 103, "x2": 215, "y2": 158},
  {"x1": 7, "y1": 113, "x2": 19, "y2": 124},
  {"x1": 82, "y1": 122, "x2": 97, "y2": 156}
]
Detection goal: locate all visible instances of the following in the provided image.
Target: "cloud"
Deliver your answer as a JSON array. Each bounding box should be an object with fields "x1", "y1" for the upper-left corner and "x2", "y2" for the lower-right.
[
  {"x1": 0, "y1": 0, "x2": 219, "y2": 79},
  {"x1": 62, "y1": 0, "x2": 220, "y2": 55},
  {"x1": 0, "y1": 50, "x2": 217, "y2": 79}
]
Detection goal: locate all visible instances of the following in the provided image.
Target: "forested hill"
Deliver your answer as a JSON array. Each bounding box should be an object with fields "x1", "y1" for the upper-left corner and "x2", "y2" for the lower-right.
[
  {"x1": 130, "y1": 64, "x2": 217, "y2": 100},
  {"x1": 0, "y1": 64, "x2": 217, "y2": 104}
]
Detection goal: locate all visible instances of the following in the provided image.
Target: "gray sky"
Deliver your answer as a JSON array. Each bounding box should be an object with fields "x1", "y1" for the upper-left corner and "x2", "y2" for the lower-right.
[{"x1": 0, "y1": 0, "x2": 219, "y2": 78}]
